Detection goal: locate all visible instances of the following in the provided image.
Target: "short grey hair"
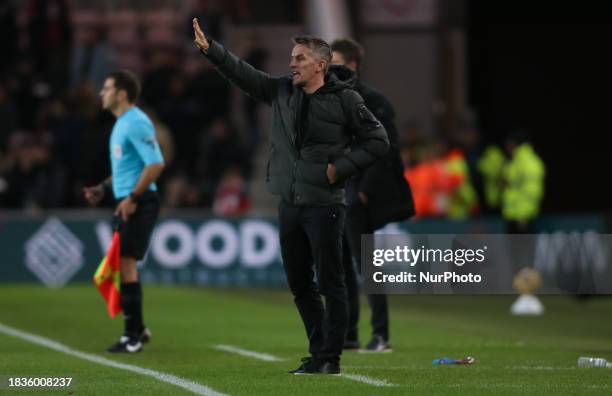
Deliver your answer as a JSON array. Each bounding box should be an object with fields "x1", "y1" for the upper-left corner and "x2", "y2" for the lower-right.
[{"x1": 292, "y1": 35, "x2": 332, "y2": 72}]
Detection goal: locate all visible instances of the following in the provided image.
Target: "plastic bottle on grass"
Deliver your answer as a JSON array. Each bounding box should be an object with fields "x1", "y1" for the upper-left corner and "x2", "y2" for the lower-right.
[{"x1": 577, "y1": 357, "x2": 612, "y2": 368}]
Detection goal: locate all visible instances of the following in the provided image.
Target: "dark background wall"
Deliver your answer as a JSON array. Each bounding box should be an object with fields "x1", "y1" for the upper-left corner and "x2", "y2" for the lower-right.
[{"x1": 466, "y1": 2, "x2": 612, "y2": 214}]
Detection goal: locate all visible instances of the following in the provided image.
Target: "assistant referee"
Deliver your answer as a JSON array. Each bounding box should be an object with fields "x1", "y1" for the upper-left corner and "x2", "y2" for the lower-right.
[{"x1": 84, "y1": 70, "x2": 165, "y2": 353}]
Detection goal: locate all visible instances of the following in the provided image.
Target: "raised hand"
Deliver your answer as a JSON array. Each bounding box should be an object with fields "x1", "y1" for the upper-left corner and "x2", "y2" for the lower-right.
[{"x1": 193, "y1": 18, "x2": 209, "y2": 52}]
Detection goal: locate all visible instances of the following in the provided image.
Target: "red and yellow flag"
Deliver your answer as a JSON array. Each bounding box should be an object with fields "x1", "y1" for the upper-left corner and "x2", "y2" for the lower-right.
[{"x1": 93, "y1": 231, "x2": 122, "y2": 318}]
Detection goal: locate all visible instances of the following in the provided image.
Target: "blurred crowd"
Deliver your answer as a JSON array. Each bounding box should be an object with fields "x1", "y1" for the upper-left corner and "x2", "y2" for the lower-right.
[
  {"x1": 0, "y1": 0, "x2": 545, "y2": 223},
  {"x1": 399, "y1": 116, "x2": 545, "y2": 229},
  {"x1": 0, "y1": 0, "x2": 270, "y2": 215}
]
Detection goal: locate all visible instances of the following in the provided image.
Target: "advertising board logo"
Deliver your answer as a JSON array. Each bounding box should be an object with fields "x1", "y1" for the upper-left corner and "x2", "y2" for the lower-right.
[
  {"x1": 25, "y1": 218, "x2": 84, "y2": 287},
  {"x1": 148, "y1": 219, "x2": 280, "y2": 269}
]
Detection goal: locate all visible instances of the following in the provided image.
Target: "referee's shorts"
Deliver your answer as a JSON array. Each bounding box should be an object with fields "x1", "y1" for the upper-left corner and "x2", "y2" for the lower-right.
[{"x1": 114, "y1": 191, "x2": 160, "y2": 260}]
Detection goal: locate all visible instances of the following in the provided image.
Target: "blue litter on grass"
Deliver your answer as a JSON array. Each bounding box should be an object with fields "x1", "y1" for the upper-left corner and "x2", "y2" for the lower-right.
[{"x1": 433, "y1": 356, "x2": 475, "y2": 365}]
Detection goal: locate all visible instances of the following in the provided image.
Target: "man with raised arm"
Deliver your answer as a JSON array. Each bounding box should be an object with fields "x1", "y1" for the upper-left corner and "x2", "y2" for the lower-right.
[{"x1": 193, "y1": 19, "x2": 388, "y2": 374}]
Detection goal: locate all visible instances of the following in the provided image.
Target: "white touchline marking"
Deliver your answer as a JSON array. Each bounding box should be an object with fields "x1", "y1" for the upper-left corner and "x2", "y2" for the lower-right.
[
  {"x1": 212, "y1": 344, "x2": 397, "y2": 386},
  {"x1": 0, "y1": 322, "x2": 227, "y2": 396},
  {"x1": 212, "y1": 344, "x2": 284, "y2": 362},
  {"x1": 212, "y1": 345, "x2": 397, "y2": 386},
  {"x1": 340, "y1": 373, "x2": 397, "y2": 387}
]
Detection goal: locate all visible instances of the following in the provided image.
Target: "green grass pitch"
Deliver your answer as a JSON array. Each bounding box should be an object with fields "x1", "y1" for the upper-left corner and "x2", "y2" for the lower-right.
[{"x1": 1, "y1": 285, "x2": 612, "y2": 395}]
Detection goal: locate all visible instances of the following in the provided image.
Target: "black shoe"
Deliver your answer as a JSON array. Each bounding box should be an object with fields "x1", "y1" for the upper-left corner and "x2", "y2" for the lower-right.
[
  {"x1": 139, "y1": 328, "x2": 152, "y2": 344},
  {"x1": 107, "y1": 335, "x2": 143, "y2": 353},
  {"x1": 290, "y1": 357, "x2": 340, "y2": 374},
  {"x1": 361, "y1": 335, "x2": 392, "y2": 353},
  {"x1": 310, "y1": 361, "x2": 340, "y2": 374},
  {"x1": 288, "y1": 357, "x2": 313, "y2": 374},
  {"x1": 343, "y1": 339, "x2": 361, "y2": 350}
]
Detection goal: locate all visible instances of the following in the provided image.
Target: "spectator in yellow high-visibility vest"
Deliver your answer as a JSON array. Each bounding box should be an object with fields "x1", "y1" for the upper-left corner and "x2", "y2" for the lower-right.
[
  {"x1": 444, "y1": 148, "x2": 479, "y2": 219},
  {"x1": 477, "y1": 145, "x2": 506, "y2": 214},
  {"x1": 502, "y1": 130, "x2": 545, "y2": 233}
]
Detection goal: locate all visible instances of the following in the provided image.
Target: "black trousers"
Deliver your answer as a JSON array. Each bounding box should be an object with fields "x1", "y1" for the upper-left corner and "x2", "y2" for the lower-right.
[
  {"x1": 115, "y1": 191, "x2": 160, "y2": 260},
  {"x1": 279, "y1": 201, "x2": 348, "y2": 363},
  {"x1": 343, "y1": 202, "x2": 390, "y2": 341}
]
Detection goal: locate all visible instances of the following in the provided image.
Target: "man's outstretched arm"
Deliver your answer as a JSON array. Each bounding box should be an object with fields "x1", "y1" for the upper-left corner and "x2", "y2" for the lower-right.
[{"x1": 193, "y1": 18, "x2": 280, "y2": 105}]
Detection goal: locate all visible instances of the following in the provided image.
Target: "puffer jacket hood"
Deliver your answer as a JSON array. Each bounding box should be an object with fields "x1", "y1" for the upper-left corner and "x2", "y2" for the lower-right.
[{"x1": 318, "y1": 64, "x2": 357, "y2": 93}]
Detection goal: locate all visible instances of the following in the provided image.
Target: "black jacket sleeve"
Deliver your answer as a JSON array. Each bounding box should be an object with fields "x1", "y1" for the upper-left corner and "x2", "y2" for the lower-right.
[
  {"x1": 201, "y1": 40, "x2": 280, "y2": 105},
  {"x1": 358, "y1": 89, "x2": 399, "y2": 195},
  {"x1": 333, "y1": 90, "x2": 390, "y2": 181}
]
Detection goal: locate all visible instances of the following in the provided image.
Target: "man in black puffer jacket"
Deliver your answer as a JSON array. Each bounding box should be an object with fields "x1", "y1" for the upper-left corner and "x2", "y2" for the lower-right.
[
  {"x1": 193, "y1": 20, "x2": 389, "y2": 374},
  {"x1": 331, "y1": 38, "x2": 415, "y2": 353}
]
